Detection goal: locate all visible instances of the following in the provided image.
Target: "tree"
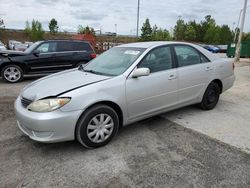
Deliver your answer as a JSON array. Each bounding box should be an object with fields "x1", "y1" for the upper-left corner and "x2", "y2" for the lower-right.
[
  {"x1": 204, "y1": 25, "x2": 220, "y2": 44},
  {"x1": 78, "y1": 25, "x2": 95, "y2": 35},
  {"x1": 140, "y1": 18, "x2": 152, "y2": 41},
  {"x1": 25, "y1": 20, "x2": 44, "y2": 41},
  {"x1": 173, "y1": 18, "x2": 186, "y2": 40},
  {"x1": 48, "y1": 18, "x2": 59, "y2": 34},
  {"x1": 243, "y1": 32, "x2": 250, "y2": 41},
  {"x1": 218, "y1": 25, "x2": 233, "y2": 44},
  {"x1": 152, "y1": 28, "x2": 171, "y2": 41},
  {"x1": 184, "y1": 22, "x2": 196, "y2": 41}
]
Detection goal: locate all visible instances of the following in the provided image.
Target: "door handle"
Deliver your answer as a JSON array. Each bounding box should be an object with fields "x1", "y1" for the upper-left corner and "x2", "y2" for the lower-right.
[
  {"x1": 168, "y1": 74, "x2": 177, "y2": 80},
  {"x1": 205, "y1": 66, "x2": 213, "y2": 71}
]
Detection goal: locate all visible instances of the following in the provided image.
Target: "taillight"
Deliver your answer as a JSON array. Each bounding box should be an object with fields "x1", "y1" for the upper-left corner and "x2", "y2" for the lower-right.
[{"x1": 90, "y1": 53, "x2": 96, "y2": 59}]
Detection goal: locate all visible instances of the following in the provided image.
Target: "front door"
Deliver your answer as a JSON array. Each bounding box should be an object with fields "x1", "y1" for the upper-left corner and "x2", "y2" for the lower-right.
[
  {"x1": 26, "y1": 42, "x2": 58, "y2": 73},
  {"x1": 126, "y1": 46, "x2": 178, "y2": 120}
]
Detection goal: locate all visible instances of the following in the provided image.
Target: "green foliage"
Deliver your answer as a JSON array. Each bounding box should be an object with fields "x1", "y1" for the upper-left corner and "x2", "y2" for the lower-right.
[
  {"x1": 48, "y1": 18, "x2": 59, "y2": 34},
  {"x1": 218, "y1": 25, "x2": 233, "y2": 44},
  {"x1": 173, "y1": 15, "x2": 233, "y2": 44},
  {"x1": 173, "y1": 19, "x2": 186, "y2": 40},
  {"x1": 152, "y1": 28, "x2": 171, "y2": 41},
  {"x1": 140, "y1": 19, "x2": 171, "y2": 41},
  {"x1": 184, "y1": 22, "x2": 196, "y2": 41},
  {"x1": 78, "y1": 25, "x2": 95, "y2": 35},
  {"x1": 243, "y1": 32, "x2": 250, "y2": 41},
  {"x1": 140, "y1": 18, "x2": 152, "y2": 41},
  {"x1": 25, "y1": 20, "x2": 44, "y2": 41}
]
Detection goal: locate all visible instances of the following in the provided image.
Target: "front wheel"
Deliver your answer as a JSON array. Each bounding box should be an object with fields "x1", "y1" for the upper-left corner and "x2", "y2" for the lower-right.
[
  {"x1": 199, "y1": 82, "x2": 220, "y2": 110},
  {"x1": 1, "y1": 65, "x2": 23, "y2": 83},
  {"x1": 76, "y1": 105, "x2": 119, "y2": 148}
]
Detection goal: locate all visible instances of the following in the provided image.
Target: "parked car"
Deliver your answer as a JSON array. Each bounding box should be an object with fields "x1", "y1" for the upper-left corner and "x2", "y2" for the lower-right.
[
  {"x1": 215, "y1": 45, "x2": 228, "y2": 53},
  {"x1": 202, "y1": 45, "x2": 220, "y2": 53},
  {"x1": 8, "y1": 40, "x2": 21, "y2": 50},
  {"x1": 0, "y1": 40, "x2": 96, "y2": 83},
  {"x1": 24, "y1": 41, "x2": 34, "y2": 48},
  {"x1": 0, "y1": 41, "x2": 7, "y2": 51},
  {"x1": 14, "y1": 41, "x2": 235, "y2": 148},
  {"x1": 13, "y1": 43, "x2": 28, "y2": 51}
]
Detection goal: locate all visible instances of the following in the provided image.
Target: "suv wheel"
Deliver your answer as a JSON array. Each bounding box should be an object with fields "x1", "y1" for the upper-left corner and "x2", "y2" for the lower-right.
[
  {"x1": 76, "y1": 105, "x2": 119, "y2": 148},
  {"x1": 199, "y1": 82, "x2": 220, "y2": 110},
  {"x1": 1, "y1": 65, "x2": 23, "y2": 83}
]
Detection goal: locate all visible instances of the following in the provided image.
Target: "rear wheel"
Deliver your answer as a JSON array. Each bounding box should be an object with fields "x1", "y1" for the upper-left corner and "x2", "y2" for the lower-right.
[
  {"x1": 199, "y1": 82, "x2": 220, "y2": 110},
  {"x1": 76, "y1": 105, "x2": 119, "y2": 148},
  {"x1": 1, "y1": 65, "x2": 23, "y2": 83}
]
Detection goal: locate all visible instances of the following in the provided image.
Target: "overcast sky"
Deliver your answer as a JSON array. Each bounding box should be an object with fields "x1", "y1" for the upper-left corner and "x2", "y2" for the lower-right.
[{"x1": 0, "y1": 0, "x2": 249, "y2": 35}]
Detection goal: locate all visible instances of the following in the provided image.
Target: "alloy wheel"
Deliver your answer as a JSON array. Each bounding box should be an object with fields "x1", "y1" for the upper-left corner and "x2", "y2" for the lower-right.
[{"x1": 3, "y1": 66, "x2": 21, "y2": 82}]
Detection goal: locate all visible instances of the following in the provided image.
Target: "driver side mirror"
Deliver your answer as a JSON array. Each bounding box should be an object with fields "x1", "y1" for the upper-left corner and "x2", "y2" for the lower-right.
[
  {"x1": 132, "y1": 67, "x2": 150, "y2": 78},
  {"x1": 33, "y1": 50, "x2": 40, "y2": 57}
]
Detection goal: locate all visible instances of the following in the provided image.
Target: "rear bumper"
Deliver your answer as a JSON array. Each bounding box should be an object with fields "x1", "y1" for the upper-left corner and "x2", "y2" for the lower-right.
[
  {"x1": 15, "y1": 96, "x2": 82, "y2": 143},
  {"x1": 222, "y1": 74, "x2": 235, "y2": 92}
]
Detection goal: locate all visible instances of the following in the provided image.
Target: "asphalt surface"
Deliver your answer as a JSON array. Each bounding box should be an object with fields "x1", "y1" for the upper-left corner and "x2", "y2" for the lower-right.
[{"x1": 0, "y1": 74, "x2": 250, "y2": 187}]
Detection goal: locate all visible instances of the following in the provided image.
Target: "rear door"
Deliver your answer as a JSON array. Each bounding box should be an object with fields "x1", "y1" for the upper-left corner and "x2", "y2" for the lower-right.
[
  {"x1": 174, "y1": 45, "x2": 213, "y2": 104},
  {"x1": 126, "y1": 46, "x2": 178, "y2": 120},
  {"x1": 71, "y1": 42, "x2": 95, "y2": 66},
  {"x1": 55, "y1": 41, "x2": 77, "y2": 70}
]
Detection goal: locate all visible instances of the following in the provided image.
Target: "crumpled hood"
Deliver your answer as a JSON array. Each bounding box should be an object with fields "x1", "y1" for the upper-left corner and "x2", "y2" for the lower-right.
[
  {"x1": 0, "y1": 50, "x2": 26, "y2": 57},
  {"x1": 21, "y1": 69, "x2": 110, "y2": 100}
]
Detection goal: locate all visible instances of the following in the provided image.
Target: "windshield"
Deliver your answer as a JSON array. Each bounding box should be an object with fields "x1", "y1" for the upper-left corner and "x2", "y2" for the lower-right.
[
  {"x1": 24, "y1": 41, "x2": 42, "y2": 53},
  {"x1": 82, "y1": 47, "x2": 145, "y2": 76}
]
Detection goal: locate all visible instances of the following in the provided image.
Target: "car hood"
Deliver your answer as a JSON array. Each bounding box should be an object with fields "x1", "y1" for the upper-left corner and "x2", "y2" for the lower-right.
[
  {"x1": 21, "y1": 69, "x2": 111, "y2": 100},
  {"x1": 0, "y1": 50, "x2": 27, "y2": 57}
]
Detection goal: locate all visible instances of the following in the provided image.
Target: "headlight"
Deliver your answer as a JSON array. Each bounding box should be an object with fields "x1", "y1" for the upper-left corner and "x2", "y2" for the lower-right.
[{"x1": 27, "y1": 98, "x2": 71, "y2": 112}]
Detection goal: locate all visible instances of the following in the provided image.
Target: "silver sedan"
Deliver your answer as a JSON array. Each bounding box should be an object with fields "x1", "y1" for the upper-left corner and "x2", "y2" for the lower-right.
[{"x1": 15, "y1": 42, "x2": 235, "y2": 148}]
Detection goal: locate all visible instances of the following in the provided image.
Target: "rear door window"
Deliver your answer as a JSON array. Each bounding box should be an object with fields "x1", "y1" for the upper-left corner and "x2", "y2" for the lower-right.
[
  {"x1": 57, "y1": 42, "x2": 74, "y2": 52},
  {"x1": 73, "y1": 42, "x2": 93, "y2": 52},
  {"x1": 174, "y1": 45, "x2": 205, "y2": 67}
]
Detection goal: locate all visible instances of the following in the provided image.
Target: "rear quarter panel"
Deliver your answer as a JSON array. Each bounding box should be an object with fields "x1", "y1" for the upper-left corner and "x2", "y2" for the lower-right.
[{"x1": 211, "y1": 58, "x2": 235, "y2": 92}]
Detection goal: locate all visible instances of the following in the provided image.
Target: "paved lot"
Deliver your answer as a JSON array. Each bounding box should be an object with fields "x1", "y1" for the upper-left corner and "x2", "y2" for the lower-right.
[{"x1": 0, "y1": 64, "x2": 250, "y2": 187}]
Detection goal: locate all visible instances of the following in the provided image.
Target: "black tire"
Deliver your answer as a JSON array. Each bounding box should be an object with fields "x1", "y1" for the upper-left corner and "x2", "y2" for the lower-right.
[
  {"x1": 1, "y1": 64, "x2": 23, "y2": 83},
  {"x1": 199, "y1": 82, "x2": 220, "y2": 110},
  {"x1": 76, "y1": 105, "x2": 119, "y2": 148}
]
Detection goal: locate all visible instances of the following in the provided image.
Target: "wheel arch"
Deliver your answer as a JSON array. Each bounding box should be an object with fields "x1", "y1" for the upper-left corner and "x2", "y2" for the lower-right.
[
  {"x1": 211, "y1": 79, "x2": 223, "y2": 93},
  {"x1": 0, "y1": 62, "x2": 27, "y2": 74},
  {"x1": 74, "y1": 100, "x2": 124, "y2": 139}
]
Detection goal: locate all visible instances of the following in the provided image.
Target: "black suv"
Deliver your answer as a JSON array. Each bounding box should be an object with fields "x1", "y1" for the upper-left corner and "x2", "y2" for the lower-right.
[{"x1": 0, "y1": 40, "x2": 96, "y2": 83}]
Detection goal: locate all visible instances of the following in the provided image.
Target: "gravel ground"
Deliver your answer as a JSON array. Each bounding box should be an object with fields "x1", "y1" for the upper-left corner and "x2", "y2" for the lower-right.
[{"x1": 0, "y1": 69, "x2": 250, "y2": 187}]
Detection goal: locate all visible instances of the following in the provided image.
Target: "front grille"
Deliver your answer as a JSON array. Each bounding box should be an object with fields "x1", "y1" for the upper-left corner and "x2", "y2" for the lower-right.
[{"x1": 21, "y1": 97, "x2": 33, "y2": 108}]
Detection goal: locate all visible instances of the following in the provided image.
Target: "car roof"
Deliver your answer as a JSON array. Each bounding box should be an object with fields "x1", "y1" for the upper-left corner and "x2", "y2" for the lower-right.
[
  {"x1": 117, "y1": 41, "x2": 202, "y2": 48},
  {"x1": 117, "y1": 41, "x2": 220, "y2": 61},
  {"x1": 43, "y1": 40, "x2": 89, "y2": 43}
]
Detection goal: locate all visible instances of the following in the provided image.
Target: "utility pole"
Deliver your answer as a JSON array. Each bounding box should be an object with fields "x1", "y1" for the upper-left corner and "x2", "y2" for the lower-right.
[
  {"x1": 114, "y1": 24, "x2": 117, "y2": 35},
  {"x1": 136, "y1": 0, "x2": 140, "y2": 37},
  {"x1": 235, "y1": 0, "x2": 248, "y2": 62}
]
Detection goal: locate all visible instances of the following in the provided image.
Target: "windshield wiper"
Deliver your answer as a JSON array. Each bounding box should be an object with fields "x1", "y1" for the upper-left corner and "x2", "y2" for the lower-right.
[
  {"x1": 83, "y1": 69, "x2": 106, "y2": 75},
  {"x1": 78, "y1": 64, "x2": 84, "y2": 70},
  {"x1": 82, "y1": 69, "x2": 115, "y2": 77}
]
